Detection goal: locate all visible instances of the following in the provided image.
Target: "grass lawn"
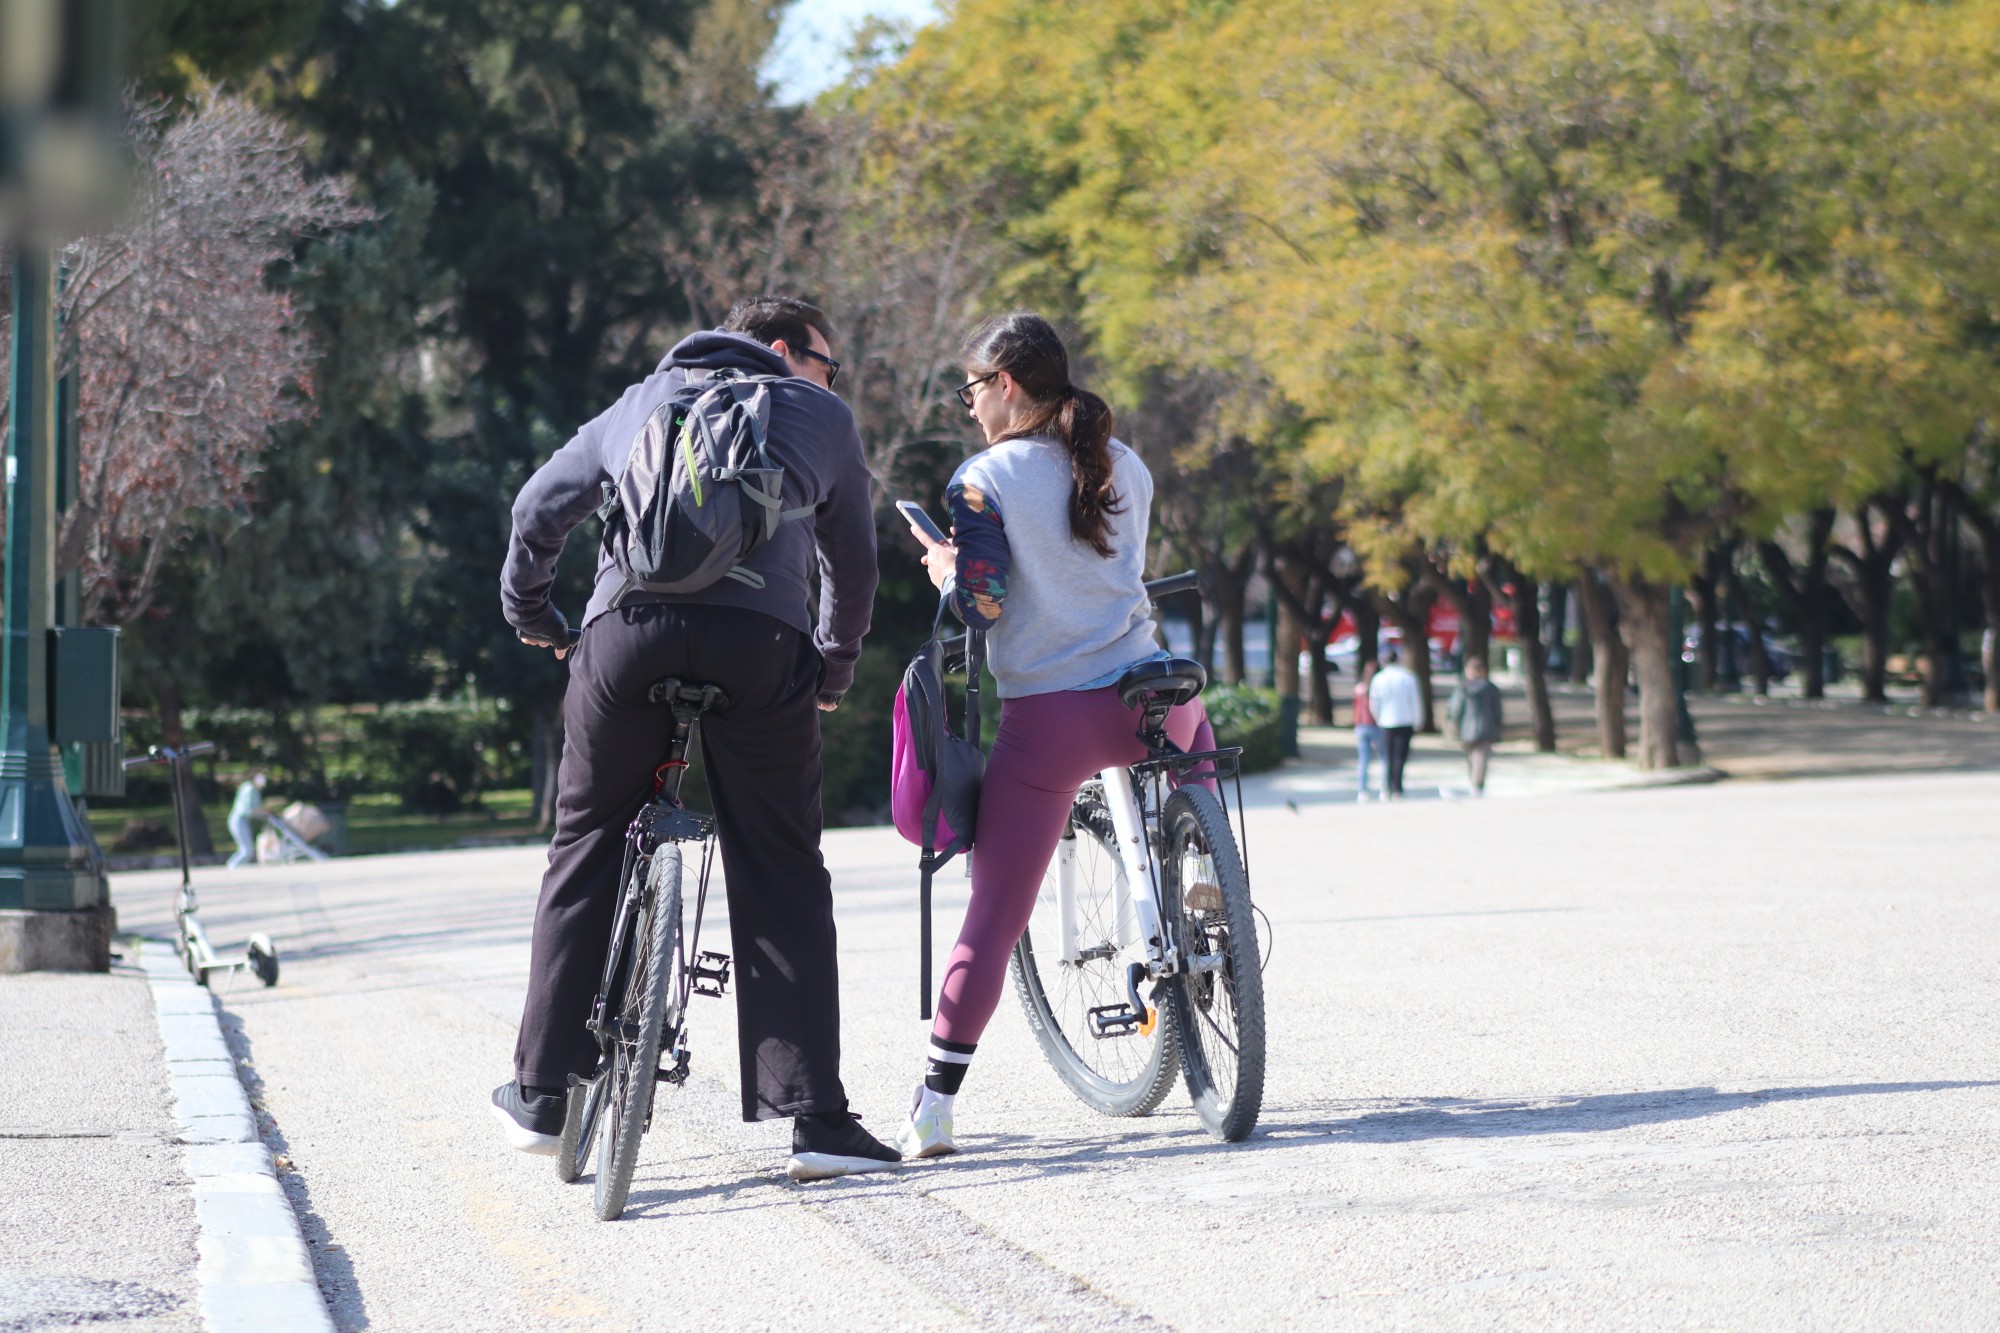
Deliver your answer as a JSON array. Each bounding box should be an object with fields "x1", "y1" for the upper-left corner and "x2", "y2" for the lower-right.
[{"x1": 88, "y1": 788, "x2": 549, "y2": 859}]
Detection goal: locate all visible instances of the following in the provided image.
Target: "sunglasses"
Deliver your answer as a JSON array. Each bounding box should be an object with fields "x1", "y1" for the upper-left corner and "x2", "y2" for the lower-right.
[
  {"x1": 954, "y1": 370, "x2": 1000, "y2": 409},
  {"x1": 796, "y1": 345, "x2": 840, "y2": 388}
]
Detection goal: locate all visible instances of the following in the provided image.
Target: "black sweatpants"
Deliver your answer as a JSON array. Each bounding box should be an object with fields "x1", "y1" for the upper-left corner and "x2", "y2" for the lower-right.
[
  {"x1": 513, "y1": 602, "x2": 845, "y2": 1122},
  {"x1": 1383, "y1": 725, "x2": 1415, "y2": 795}
]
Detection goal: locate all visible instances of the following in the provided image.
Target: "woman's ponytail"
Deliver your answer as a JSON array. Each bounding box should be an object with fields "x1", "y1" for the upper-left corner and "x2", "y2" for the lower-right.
[
  {"x1": 959, "y1": 314, "x2": 1125, "y2": 557},
  {"x1": 1057, "y1": 385, "x2": 1119, "y2": 557}
]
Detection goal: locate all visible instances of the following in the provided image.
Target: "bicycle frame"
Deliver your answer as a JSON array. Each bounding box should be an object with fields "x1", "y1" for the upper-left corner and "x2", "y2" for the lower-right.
[{"x1": 1051, "y1": 746, "x2": 1249, "y2": 989}]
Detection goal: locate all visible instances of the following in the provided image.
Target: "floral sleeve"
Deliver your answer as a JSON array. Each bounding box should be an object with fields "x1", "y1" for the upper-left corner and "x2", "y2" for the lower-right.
[{"x1": 947, "y1": 478, "x2": 1008, "y2": 628}]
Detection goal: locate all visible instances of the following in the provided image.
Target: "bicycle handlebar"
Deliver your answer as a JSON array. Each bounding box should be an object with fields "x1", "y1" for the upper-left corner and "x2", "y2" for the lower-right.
[{"x1": 122, "y1": 741, "x2": 216, "y2": 772}]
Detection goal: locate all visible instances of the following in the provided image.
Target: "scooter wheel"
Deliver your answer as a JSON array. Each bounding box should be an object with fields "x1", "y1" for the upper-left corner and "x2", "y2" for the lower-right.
[{"x1": 246, "y1": 934, "x2": 280, "y2": 988}]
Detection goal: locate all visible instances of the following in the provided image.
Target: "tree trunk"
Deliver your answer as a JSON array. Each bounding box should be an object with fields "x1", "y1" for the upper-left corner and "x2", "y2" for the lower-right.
[
  {"x1": 1376, "y1": 579, "x2": 1438, "y2": 733},
  {"x1": 1569, "y1": 580, "x2": 1595, "y2": 684},
  {"x1": 1855, "y1": 571, "x2": 1892, "y2": 703},
  {"x1": 1353, "y1": 598, "x2": 1380, "y2": 667},
  {"x1": 1610, "y1": 575, "x2": 1680, "y2": 769},
  {"x1": 1758, "y1": 508, "x2": 1833, "y2": 700},
  {"x1": 156, "y1": 678, "x2": 215, "y2": 856},
  {"x1": 1830, "y1": 506, "x2": 1902, "y2": 704},
  {"x1": 1507, "y1": 576, "x2": 1556, "y2": 751},
  {"x1": 1219, "y1": 590, "x2": 1247, "y2": 686},
  {"x1": 1274, "y1": 598, "x2": 1302, "y2": 701},
  {"x1": 529, "y1": 696, "x2": 566, "y2": 832},
  {"x1": 1544, "y1": 581, "x2": 1570, "y2": 677},
  {"x1": 1575, "y1": 574, "x2": 1626, "y2": 758},
  {"x1": 1690, "y1": 556, "x2": 1720, "y2": 692},
  {"x1": 1304, "y1": 619, "x2": 1334, "y2": 725},
  {"x1": 1878, "y1": 482, "x2": 1971, "y2": 708},
  {"x1": 1457, "y1": 579, "x2": 1493, "y2": 671},
  {"x1": 1963, "y1": 514, "x2": 2000, "y2": 713},
  {"x1": 1722, "y1": 555, "x2": 1771, "y2": 697}
]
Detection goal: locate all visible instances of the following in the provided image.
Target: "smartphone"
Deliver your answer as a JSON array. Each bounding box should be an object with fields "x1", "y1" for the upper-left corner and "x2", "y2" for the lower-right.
[{"x1": 896, "y1": 500, "x2": 949, "y2": 545}]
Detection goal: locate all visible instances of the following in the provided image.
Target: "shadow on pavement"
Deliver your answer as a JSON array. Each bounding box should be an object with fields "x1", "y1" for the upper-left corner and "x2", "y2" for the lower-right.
[
  {"x1": 1294, "y1": 1080, "x2": 2000, "y2": 1142},
  {"x1": 914, "y1": 1079, "x2": 1998, "y2": 1185}
]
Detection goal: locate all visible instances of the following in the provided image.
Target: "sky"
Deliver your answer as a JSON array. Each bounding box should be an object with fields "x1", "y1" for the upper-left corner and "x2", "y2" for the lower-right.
[{"x1": 762, "y1": 0, "x2": 941, "y2": 104}]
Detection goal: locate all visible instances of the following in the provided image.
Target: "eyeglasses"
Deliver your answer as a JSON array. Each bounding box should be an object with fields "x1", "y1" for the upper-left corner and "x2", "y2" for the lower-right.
[
  {"x1": 796, "y1": 345, "x2": 840, "y2": 388},
  {"x1": 954, "y1": 370, "x2": 1000, "y2": 409}
]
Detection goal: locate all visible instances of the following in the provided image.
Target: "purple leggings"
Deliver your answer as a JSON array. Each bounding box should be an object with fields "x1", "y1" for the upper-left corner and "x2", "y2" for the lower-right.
[{"x1": 931, "y1": 686, "x2": 1215, "y2": 1048}]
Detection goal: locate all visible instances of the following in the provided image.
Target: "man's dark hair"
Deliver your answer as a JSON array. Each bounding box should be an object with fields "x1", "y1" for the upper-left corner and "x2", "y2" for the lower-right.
[{"x1": 723, "y1": 296, "x2": 835, "y2": 354}]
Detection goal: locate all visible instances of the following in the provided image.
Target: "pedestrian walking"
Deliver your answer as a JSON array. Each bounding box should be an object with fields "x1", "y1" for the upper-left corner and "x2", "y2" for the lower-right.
[
  {"x1": 1368, "y1": 647, "x2": 1421, "y2": 798},
  {"x1": 1352, "y1": 659, "x2": 1384, "y2": 801},
  {"x1": 895, "y1": 312, "x2": 1216, "y2": 1161},
  {"x1": 226, "y1": 771, "x2": 266, "y2": 868},
  {"x1": 494, "y1": 296, "x2": 899, "y2": 1181},
  {"x1": 1447, "y1": 657, "x2": 1503, "y2": 794}
]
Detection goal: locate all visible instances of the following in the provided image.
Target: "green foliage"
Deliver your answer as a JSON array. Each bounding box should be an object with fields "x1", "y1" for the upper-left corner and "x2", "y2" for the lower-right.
[
  {"x1": 115, "y1": 697, "x2": 527, "y2": 812},
  {"x1": 357, "y1": 699, "x2": 523, "y2": 812},
  {"x1": 1202, "y1": 684, "x2": 1284, "y2": 776}
]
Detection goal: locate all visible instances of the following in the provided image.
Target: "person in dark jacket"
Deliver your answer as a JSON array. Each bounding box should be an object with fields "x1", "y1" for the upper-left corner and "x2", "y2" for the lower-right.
[
  {"x1": 1447, "y1": 656, "x2": 1504, "y2": 795},
  {"x1": 491, "y1": 296, "x2": 898, "y2": 1181}
]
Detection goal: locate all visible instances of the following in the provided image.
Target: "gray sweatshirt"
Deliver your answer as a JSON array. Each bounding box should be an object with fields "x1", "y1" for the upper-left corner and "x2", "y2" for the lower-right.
[
  {"x1": 500, "y1": 330, "x2": 878, "y2": 699},
  {"x1": 947, "y1": 434, "x2": 1160, "y2": 698}
]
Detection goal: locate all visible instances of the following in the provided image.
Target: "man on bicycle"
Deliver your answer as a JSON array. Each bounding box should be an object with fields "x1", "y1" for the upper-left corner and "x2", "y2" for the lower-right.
[{"x1": 492, "y1": 296, "x2": 900, "y2": 1180}]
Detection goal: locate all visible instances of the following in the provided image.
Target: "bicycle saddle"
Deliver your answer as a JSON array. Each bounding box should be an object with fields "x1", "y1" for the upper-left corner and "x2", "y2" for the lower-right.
[
  {"x1": 646, "y1": 677, "x2": 730, "y2": 713},
  {"x1": 1116, "y1": 657, "x2": 1208, "y2": 710}
]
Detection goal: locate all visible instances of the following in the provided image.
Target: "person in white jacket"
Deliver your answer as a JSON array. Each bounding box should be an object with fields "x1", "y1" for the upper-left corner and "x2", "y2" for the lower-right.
[{"x1": 1367, "y1": 647, "x2": 1422, "y2": 798}]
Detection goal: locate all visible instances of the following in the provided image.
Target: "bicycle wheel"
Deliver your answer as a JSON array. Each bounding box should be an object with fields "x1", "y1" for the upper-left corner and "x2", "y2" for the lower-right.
[
  {"x1": 1160, "y1": 786, "x2": 1265, "y2": 1142},
  {"x1": 1009, "y1": 788, "x2": 1179, "y2": 1116},
  {"x1": 593, "y1": 845, "x2": 682, "y2": 1220}
]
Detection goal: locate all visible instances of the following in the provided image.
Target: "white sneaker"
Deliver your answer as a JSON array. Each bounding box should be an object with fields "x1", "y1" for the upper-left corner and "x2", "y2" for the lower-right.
[{"x1": 894, "y1": 1085, "x2": 957, "y2": 1160}]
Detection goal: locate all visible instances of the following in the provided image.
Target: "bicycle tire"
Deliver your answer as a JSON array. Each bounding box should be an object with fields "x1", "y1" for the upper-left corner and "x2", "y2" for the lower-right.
[
  {"x1": 1160, "y1": 786, "x2": 1265, "y2": 1142},
  {"x1": 1009, "y1": 790, "x2": 1179, "y2": 1117},
  {"x1": 555, "y1": 1075, "x2": 602, "y2": 1184},
  {"x1": 593, "y1": 845, "x2": 681, "y2": 1220}
]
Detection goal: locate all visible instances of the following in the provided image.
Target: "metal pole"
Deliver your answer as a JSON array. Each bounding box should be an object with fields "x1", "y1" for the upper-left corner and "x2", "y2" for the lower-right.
[{"x1": 0, "y1": 243, "x2": 107, "y2": 936}]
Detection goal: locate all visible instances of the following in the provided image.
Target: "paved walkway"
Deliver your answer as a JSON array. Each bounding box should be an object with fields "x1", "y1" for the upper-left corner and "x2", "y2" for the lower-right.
[
  {"x1": 107, "y1": 770, "x2": 2000, "y2": 1330},
  {"x1": 0, "y1": 966, "x2": 199, "y2": 1331},
  {"x1": 18, "y1": 689, "x2": 2000, "y2": 1329}
]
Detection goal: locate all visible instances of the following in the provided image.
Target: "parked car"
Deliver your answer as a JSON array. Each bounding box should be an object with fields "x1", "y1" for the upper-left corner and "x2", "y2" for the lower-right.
[
  {"x1": 1320, "y1": 629, "x2": 1456, "y2": 677},
  {"x1": 1680, "y1": 623, "x2": 1793, "y2": 680}
]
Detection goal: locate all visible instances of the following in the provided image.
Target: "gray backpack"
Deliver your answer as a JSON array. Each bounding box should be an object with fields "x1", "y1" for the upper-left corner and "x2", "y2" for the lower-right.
[{"x1": 599, "y1": 368, "x2": 814, "y2": 596}]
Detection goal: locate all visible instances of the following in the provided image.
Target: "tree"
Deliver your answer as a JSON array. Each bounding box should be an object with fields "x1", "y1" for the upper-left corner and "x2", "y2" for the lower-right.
[
  {"x1": 1, "y1": 95, "x2": 365, "y2": 626},
  {"x1": 291, "y1": 0, "x2": 784, "y2": 823}
]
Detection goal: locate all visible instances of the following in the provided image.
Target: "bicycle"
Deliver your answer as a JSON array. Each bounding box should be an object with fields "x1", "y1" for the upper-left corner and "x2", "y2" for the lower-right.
[
  {"x1": 554, "y1": 676, "x2": 736, "y2": 1221},
  {"x1": 1004, "y1": 571, "x2": 1267, "y2": 1142}
]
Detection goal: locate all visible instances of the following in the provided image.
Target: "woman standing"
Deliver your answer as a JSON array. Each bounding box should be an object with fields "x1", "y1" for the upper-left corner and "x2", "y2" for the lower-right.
[
  {"x1": 1352, "y1": 660, "x2": 1383, "y2": 801},
  {"x1": 899, "y1": 313, "x2": 1214, "y2": 1159}
]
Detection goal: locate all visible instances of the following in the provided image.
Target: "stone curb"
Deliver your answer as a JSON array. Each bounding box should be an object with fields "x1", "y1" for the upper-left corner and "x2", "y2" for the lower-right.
[{"x1": 134, "y1": 940, "x2": 334, "y2": 1333}]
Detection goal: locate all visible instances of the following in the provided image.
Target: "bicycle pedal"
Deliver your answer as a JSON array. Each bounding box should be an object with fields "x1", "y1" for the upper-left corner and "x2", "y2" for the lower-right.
[
  {"x1": 692, "y1": 950, "x2": 732, "y2": 997},
  {"x1": 1087, "y1": 1003, "x2": 1144, "y2": 1039},
  {"x1": 655, "y1": 1049, "x2": 691, "y2": 1086}
]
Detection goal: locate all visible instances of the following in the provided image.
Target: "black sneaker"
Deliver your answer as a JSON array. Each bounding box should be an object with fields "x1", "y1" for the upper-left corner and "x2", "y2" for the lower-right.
[
  {"x1": 788, "y1": 1107, "x2": 901, "y2": 1181},
  {"x1": 491, "y1": 1080, "x2": 565, "y2": 1156}
]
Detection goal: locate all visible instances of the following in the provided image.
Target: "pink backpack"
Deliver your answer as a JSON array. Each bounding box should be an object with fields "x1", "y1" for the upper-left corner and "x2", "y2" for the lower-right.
[
  {"x1": 890, "y1": 636, "x2": 984, "y2": 861},
  {"x1": 891, "y1": 611, "x2": 986, "y2": 1018}
]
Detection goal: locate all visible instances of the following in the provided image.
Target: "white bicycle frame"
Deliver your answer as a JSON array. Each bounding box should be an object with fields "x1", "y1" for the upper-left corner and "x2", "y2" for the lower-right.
[{"x1": 1050, "y1": 767, "x2": 1178, "y2": 980}]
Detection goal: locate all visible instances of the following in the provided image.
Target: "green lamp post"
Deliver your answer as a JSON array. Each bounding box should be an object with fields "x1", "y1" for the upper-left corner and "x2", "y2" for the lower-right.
[{"x1": 0, "y1": 245, "x2": 111, "y2": 966}]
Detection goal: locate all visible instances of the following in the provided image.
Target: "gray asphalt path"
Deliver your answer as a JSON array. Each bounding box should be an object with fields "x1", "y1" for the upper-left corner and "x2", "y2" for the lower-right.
[
  {"x1": 0, "y1": 968, "x2": 201, "y2": 1331},
  {"x1": 115, "y1": 772, "x2": 2000, "y2": 1330}
]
